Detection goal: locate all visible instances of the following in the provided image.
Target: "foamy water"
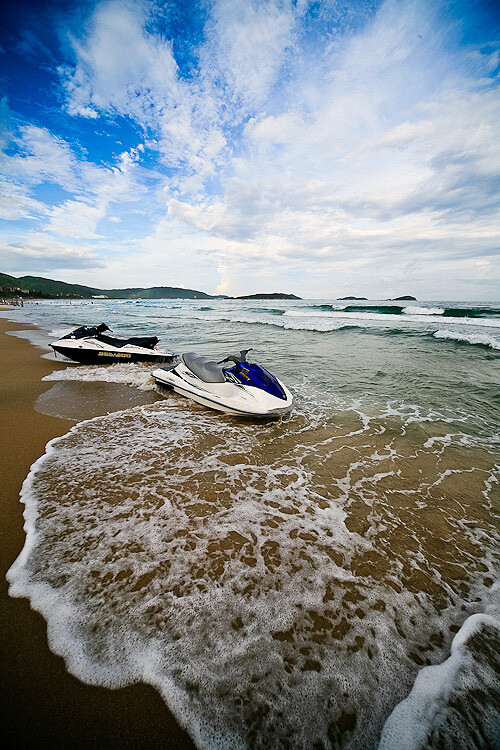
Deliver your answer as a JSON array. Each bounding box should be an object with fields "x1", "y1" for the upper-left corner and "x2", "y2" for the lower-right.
[
  {"x1": 43, "y1": 362, "x2": 158, "y2": 390},
  {"x1": 4, "y1": 298, "x2": 500, "y2": 749}
]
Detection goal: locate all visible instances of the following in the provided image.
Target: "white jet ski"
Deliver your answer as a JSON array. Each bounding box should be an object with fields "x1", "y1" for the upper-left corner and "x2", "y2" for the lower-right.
[
  {"x1": 50, "y1": 323, "x2": 176, "y2": 365},
  {"x1": 152, "y1": 349, "x2": 293, "y2": 417}
]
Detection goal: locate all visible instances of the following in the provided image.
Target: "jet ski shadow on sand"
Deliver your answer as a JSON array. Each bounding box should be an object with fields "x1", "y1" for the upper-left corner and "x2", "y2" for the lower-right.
[
  {"x1": 153, "y1": 349, "x2": 293, "y2": 418},
  {"x1": 50, "y1": 323, "x2": 176, "y2": 365}
]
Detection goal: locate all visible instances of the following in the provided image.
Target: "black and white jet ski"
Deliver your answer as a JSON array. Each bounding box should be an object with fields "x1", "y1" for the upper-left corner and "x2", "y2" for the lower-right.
[
  {"x1": 152, "y1": 349, "x2": 293, "y2": 417},
  {"x1": 50, "y1": 323, "x2": 176, "y2": 365}
]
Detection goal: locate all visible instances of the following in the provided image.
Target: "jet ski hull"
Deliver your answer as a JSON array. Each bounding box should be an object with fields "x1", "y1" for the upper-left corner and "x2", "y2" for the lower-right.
[
  {"x1": 51, "y1": 343, "x2": 175, "y2": 364},
  {"x1": 153, "y1": 360, "x2": 293, "y2": 417},
  {"x1": 50, "y1": 323, "x2": 176, "y2": 365},
  {"x1": 50, "y1": 337, "x2": 176, "y2": 364}
]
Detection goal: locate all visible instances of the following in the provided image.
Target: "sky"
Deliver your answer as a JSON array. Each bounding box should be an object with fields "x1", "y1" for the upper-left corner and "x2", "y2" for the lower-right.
[{"x1": 0, "y1": 0, "x2": 499, "y2": 299}]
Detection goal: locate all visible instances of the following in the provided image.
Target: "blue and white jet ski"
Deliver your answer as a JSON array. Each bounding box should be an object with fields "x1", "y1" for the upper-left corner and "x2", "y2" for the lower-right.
[{"x1": 152, "y1": 349, "x2": 293, "y2": 417}]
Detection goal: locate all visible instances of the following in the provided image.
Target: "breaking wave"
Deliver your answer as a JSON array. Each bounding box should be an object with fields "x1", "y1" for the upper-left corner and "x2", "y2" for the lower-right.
[
  {"x1": 379, "y1": 610, "x2": 500, "y2": 749},
  {"x1": 306, "y1": 304, "x2": 500, "y2": 319},
  {"x1": 433, "y1": 329, "x2": 500, "y2": 351}
]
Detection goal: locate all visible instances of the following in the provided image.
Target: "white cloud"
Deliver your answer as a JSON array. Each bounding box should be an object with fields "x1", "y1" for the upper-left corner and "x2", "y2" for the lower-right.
[
  {"x1": 202, "y1": 0, "x2": 300, "y2": 111},
  {"x1": 1, "y1": 124, "x2": 78, "y2": 191},
  {"x1": 46, "y1": 200, "x2": 107, "y2": 239},
  {"x1": 0, "y1": 234, "x2": 104, "y2": 273},
  {"x1": 62, "y1": 0, "x2": 178, "y2": 118},
  {"x1": 3, "y1": 0, "x2": 499, "y2": 297},
  {"x1": 1, "y1": 101, "x2": 151, "y2": 240},
  {"x1": 0, "y1": 179, "x2": 48, "y2": 220},
  {"x1": 60, "y1": 0, "x2": 227, "y2": 183},
  {"x1": 0, "y1": 105, "x2": 164, "y2": 285},
  {"x1": 157, "y1": 0, "x2": 499, "y2": 296}
]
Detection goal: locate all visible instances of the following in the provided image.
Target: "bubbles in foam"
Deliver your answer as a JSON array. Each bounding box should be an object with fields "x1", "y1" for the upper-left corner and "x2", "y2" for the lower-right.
[
  {"x1": 43, "y1": 363, "x2": 157, "y2": 390},
  {"x1": 7, "y1": 401, "x2": 500, "y2": 749}
]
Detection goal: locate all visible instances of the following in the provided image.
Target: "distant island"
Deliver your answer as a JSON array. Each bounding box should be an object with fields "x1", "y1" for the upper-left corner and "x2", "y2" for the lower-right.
[
  {"x1": 337, "y1": 295, "x2": 417, "y2": 301},
  {"x1": 234, "y1": 293, "x2": 301, "y2": 300},
  {"x1": 0, "y1": 273, "x2": 299, "y2": 301}
]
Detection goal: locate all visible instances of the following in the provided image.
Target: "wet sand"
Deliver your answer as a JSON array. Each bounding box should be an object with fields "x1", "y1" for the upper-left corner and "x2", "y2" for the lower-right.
[{"x1": 0, "y1": 314, "x2": 196, "y2": 750}]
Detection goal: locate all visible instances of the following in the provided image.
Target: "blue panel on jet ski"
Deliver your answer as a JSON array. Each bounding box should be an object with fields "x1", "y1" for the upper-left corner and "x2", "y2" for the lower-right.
[{"x1": 228, "y1": 363, "x2": 287, "y2": 400}]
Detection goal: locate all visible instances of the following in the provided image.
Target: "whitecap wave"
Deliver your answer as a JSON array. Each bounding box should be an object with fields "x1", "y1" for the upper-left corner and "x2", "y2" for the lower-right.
[
  {"x1": 282, "y1": 309, "x2": 500, "y2": 329},
  {"x1": 433, "y1": 329, "x2": 500, "y2": 350},
  {"x1": 403, "y1": 306, "x2": 445, "y2": 316},
  {"x1": 181, "y1": 311, "x2": 354, "y2": 332}
]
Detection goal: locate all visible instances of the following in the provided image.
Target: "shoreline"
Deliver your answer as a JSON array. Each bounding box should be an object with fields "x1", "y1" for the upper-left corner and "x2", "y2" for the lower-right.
[{"x1": 0, "y1": 313, "x2": 196, "y2": 749}]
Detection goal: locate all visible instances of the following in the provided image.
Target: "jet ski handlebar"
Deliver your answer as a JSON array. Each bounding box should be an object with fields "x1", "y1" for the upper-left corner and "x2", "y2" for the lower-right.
[{"x1": 217, "y1": 348, "x2": 252, "y2": 365}]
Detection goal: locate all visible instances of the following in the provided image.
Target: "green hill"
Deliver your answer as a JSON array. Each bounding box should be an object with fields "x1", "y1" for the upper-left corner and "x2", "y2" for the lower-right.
[
  {"x1": 0, "y1": 273, "x2": 213, "y2": 299},
  {"x1": 0, "y1": 272, "x2": 299, "y2": 301}
]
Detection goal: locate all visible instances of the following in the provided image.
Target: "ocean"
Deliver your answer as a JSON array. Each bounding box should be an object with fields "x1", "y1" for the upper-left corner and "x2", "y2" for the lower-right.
[{"x1": 5, "y1": 297, "x2": 500, "y2": 749}]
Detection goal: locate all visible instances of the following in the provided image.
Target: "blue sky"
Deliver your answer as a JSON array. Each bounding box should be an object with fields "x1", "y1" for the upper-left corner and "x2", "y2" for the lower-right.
[{"x1": 1, "y1": 0, "x2": 499, "y2": 299}]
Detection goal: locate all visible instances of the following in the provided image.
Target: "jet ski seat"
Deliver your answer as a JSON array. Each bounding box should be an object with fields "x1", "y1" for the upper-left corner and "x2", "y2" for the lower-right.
[
  {"x1": 182, "y1": 352, "x2": 225, "y2": 383},
  {"x1": 96, "y1": 334, "x2": 159, "y2": 349}
]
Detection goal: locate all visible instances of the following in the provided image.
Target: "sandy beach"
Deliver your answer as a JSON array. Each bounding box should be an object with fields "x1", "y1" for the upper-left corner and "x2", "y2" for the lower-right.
[{"x1": 0, "y1": 313, "x2": 195, "y2": 749}]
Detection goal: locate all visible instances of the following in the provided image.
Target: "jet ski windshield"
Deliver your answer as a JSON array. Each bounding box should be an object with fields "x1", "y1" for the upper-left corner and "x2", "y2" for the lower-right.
[
  {"x1": 62, "y1": 323, "x2": 110, "y2": 340},
  {"x1": 227, "y1": 362, "x2": 288, "y2": 400},
  {"x1": 60, "y1": 324, "x2": 159, "y2": 350}
]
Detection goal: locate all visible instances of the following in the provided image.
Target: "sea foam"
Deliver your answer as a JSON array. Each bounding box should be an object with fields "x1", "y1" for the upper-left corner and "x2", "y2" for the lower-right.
[
  {"x1": 7, "y1": 399, "x2": 500, "y2": 749},
  {"x1": 42, "y1": 363, "x2": 157, "y2": 390},
  {"x1": 379, "y1": 609, "x2": 500, "y2": 750}
]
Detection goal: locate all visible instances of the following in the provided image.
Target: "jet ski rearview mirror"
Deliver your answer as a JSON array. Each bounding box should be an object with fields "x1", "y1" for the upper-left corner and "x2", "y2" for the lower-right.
[{"x1": 217, "y1": 348, "x2": 253, "y2": 365}]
